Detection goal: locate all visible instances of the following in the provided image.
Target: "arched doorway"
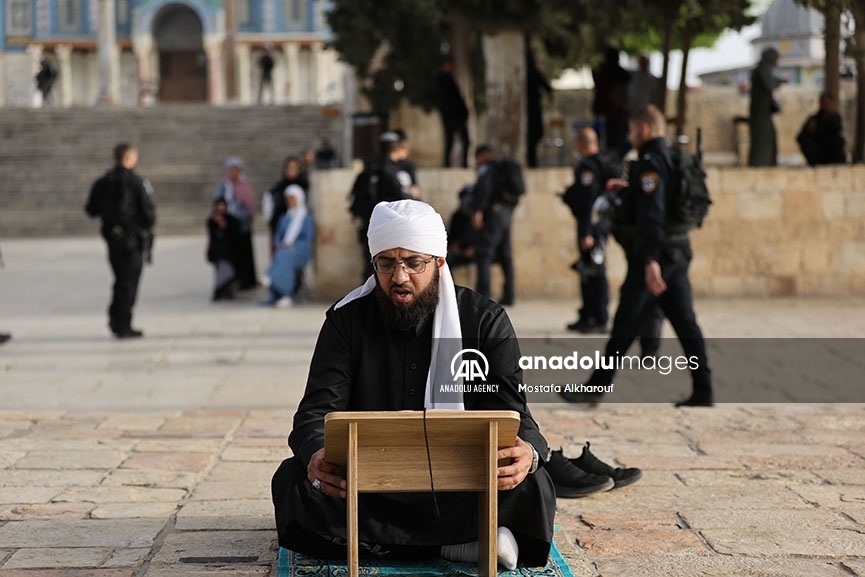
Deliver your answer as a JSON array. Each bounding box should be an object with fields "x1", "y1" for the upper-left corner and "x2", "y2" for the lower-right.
[{"x1": 153, "y1": 4, "x2": 207, "y2": 102}]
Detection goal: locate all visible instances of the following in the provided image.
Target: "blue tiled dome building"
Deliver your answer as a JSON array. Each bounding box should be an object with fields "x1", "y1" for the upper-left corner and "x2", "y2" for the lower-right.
[{"x1": 0, "y1": 0, "x2": 344, "y2": 106}]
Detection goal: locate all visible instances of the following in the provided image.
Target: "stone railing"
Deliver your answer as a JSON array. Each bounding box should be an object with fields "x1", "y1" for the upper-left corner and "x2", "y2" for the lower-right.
[{"x1": 310, "y1": 166, "x2": 865, "y2": 301}]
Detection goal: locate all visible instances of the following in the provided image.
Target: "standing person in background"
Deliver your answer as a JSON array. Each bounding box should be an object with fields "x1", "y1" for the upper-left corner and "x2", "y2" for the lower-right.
[
  {"x1": 393, "y1": 129, "x2": 421, "y2": 199},
  {"x1": 35, "y1": 57, "x2": 58, "y2": 106},
  {"x1": 526, "y1": 37, "x2": 553, "y2": 168},
  {"x1": 469, "y1": 145, "x2": 519, "y2": 306},
  {"x1": 749, "y1": 47, "x2": 783, "y2": 167},
  {"x1": 264, "y1": 156, "x2": 309, "y2": 257},
  {"x1": 258, "y1": 45, "x2": 275, "y2": 104},
  {"x1": 559, "y1": 106, "x2": 712, "y2": 407},
  {"x1": 797, "y1": 92, "x2": 846, "y2": 166},
  {"x1": 85, "y1": 143, "x2": 156, "y2": 339},
  {"x1": 214, "y1": 157, "x2": 258, "y2": 290},
  {"x1": 435, "y1": 55, "x2": 470, "y2": 168},
  {"x1": 592, "y1": 47, "x2": 631, "y2": 156},
  {"x1": 628, "y1": 55, "x2": 662, "y2": 113},
  {"x1": 562, "y1": 127, "x2": 611, "y2": 333}
]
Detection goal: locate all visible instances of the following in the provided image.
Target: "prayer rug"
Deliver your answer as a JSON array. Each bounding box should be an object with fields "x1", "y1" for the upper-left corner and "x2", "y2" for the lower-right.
[{"x1": 277, "y1": 529, "x2": 575, "y2": 577}]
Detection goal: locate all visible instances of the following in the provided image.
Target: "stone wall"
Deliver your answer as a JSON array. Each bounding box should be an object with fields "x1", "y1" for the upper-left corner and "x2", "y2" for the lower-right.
[{"x1": 310, "y1": 165, "x2": 865, "y2": 301}]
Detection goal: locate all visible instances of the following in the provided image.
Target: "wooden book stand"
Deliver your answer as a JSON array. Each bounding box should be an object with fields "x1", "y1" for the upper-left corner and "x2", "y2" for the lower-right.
[{"x1": 324, "y1": 410, "x2": 521, "y2": 577}]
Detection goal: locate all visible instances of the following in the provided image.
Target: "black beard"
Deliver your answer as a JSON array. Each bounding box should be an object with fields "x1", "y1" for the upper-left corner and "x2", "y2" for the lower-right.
[{"x1": 375, "y1": 268, "x2": 440, "y2": 332}]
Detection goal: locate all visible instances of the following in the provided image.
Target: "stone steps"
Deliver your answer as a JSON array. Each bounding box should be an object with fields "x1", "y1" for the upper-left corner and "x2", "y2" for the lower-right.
[{"x1": 0, "y1": 104, "x2": 344, "y2": 237}]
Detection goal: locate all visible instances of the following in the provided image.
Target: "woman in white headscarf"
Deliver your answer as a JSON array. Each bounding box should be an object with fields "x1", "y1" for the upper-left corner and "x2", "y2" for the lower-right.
[{"x1": 263, "y1": 185, "x2": 315, "y2": 306}]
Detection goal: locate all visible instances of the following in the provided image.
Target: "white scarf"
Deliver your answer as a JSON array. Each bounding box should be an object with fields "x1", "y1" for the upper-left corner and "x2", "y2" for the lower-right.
[
  {"x1": 280, "y1": 185, "x2": 308, "y2": 247},
  {"x1": 334, "y1": 200, "x2": 464, "y2": 410}
]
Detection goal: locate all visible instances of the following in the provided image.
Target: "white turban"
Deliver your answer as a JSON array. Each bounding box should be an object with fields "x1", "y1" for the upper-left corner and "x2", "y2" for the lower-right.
[
  {"x1": 335, "y1": 200, "x2": 464, "y2": 410},
  {"x1": 367, "y1": 199, "x2": 448, "y2": 258}
]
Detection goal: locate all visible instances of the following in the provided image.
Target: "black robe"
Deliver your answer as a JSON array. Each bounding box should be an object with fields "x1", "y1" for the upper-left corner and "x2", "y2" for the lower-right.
[{"x1": 272, "y1": 286, "x2": 555, "y2": 565}]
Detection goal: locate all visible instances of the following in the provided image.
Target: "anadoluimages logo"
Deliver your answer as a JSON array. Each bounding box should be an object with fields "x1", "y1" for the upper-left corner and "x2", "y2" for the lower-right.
[{"x1": 450, "y1": 348, "x2": 489, "y2": 381}]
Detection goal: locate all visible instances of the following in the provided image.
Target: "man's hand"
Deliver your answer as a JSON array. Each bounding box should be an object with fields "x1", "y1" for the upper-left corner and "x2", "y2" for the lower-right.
[
  {"x1": 580, "y1": 236, "x2": 595, "y2": 251},
  {"x1": 606, "y1": 178, "x2": 628, "y2": 192},
  {"x1": 307, "y1": 448, "x2": 347, "y2": 499},
  {"x1": 645, "y1": 260, "x2": 667, "y2": 296},
  {"x1": 497, "y1": 436, "x2": 534, "y2": 491},
  {"x1": 472, "y1": 211, "x2": 484, "y2": 230}
]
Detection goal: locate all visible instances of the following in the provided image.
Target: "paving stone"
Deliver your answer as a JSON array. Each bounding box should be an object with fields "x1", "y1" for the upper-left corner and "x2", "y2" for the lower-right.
[
  {"x1": 102, "y1": 548, "x2": 150, "y2": 568},
  {"x1": 842, "y1": 560, "x2": 865, "y2": 575},
  {"x1": 702, "y1": 525, "x2": 865, "y2": 557},
  {"x1": 0, "y1": 411, "x2": 65, "y2": 421},
  {"x1": 100, "y1": 469, "x2": 203, "y2": 490},
  {"x1": 53, "y1": 486, "x2": 187, "y2": 504},
  {"x1": 739, "y1": 454, "x2": 865, "y2": 470},
  {"x1": 620, "y1": 455, "x2": 745, "y2": 471},
  {"x1": 697, "y1": 441, "x2": 853, "y2": 458},
  {"x1": 3, "y1": 547, "x2": 110, "y2": 569},
  {"x1": 155, "y1": 413, "x2": 244, "y2": 438},
  {"x1": 132, "y1": 439, "x2": 223, "y2": 453},
  {"x1": 12, "y1": 450, "x2": 128, "y2": 470},
  {"x1": 175, "y1": 500, "x2": 275, "y2": 531},
  {"x1": 148, "y1": 530, "x2": 277, "y2": 565},
  {"x1": 91, "y1": 502, "x2": 179, "y2": 519},
  {"x1": 680, "y1": 508, "x2": 858, "y2": 531},
  {"x1": 0, "y1": 469, "x2": 106, "y2": 487},
  {"x1": 205, "y1": 462, "x2": 280, "y2": 484},
  {"x1": 232, "y1": 413, "x2": 294, "y2": 438},
  {"x1": 0, "y1": 502, "x2": 93, "y2": 521},
  {"x1": 788, "y1": 484, "x2": 865, "y2": 509},
  {"x1": 676, "y1": 469, "x2": 823, "y2": 487},
  {"x1": 0, "y1": 452, "x2": 25, "y2": 469},
  {"x1": 595, "y1": 556, "x2": 850, "y2": 577},
  {"x1": 189, "y1": 482, "x2": 269, "y2": 501},
  {"x1": 141, "y1": 565, "x2": 272, "y2": 576},
  {"x1": 121, "y1": 452, "x2": 214, "y2": 472},
  {"x1": 220, "y1": 446, "x2": 291, "y2": 463},
  {"x1": 0, "y1": 570, "x2": 134, "y2": 577},
  {"x1": 573, "y1": 528, "x2": 708, "y2": 558},
  {"x1": 0, "y1": 519, "x2": 166, "y2": 548},
  {"x1": 0, "y1": 486, "x2": 60, "y2": 504},
  {"x1": 98, "y1": 415, "x2": 173, "y2": 431}
]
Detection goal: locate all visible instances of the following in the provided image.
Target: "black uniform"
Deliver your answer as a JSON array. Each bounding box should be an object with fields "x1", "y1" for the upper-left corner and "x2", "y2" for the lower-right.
[
  {"x1": 435, "y1": 71, "x2": 470, "y2": 168},
  {"x1": 85, "y1": 165, "x2": 156, "y2": 336},
  {"x1": 573, "y1": 137, "x2": 712, "y2": 404},
  {"x1": 349, "y1": 158, "x2": 413, "y2": 278},
  {"x1": 572, "y1": 154, "x2": 610, "y2": 328},
  {"x1": 470, "y1": 162, "x2": 515, "y2": 305}
]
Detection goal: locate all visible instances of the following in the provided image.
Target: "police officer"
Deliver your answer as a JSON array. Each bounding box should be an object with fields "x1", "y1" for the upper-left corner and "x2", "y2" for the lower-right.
[
  {"x1": 470, "y1": 144, "x2": 516, "y2": 306},
  {"x1": 560, "y1": 105, "x2": 713, "y2": 407},
  {"x1": 565, "y1": 127, "x2": 610, "y2": 333},
  {"x1": 348, "y1": 132, "x2": 415, "y2": 279},
  {"x1": 85, "y1": 143, "x2": 156, "y2": 339}
]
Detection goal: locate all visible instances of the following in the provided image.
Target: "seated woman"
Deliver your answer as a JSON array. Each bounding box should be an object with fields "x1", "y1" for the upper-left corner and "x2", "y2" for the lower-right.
[
  {"x1": 206, "y1": 198, "x2": 242, "y2": 301},
  {"x1": 263, "y1": 185, "x2": 315, "y2": 307}
]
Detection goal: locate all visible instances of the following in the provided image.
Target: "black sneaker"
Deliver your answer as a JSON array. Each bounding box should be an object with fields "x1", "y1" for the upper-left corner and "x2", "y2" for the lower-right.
[
  {"x1": 568, "y1": 442, "x2": 642, "y2": 488},
  {"x1": 0, "y1": 333, "x2": 11, "y2": 345},
  {"x1": 114, "y1": 327, "x2": 144, "y2": 339},
  {"x1": 566, "y1": 319, "x2": 608, "y2": 334},
  {"x1": 545, "y1": 449, "x2": 614, "y2": 498},
  {"x1": 675, "y1": 392, "x2": 714, "y2": 407}
]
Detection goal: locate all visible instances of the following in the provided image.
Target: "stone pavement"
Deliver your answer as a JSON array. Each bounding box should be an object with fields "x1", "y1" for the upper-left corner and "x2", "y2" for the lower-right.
[{"x1": 0, "y1": 236, "x2": 863, "y2": 576}]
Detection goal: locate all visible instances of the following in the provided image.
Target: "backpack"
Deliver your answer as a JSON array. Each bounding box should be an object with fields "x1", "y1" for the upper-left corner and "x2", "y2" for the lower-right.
[
  {"x1": 492, "y1": 159, "x2": 526, "y2": 208},
  {"x1": 663, "y1": 139, "x2": 712, "y2": 231},
  {"x1": 348, "y1": 163, "x2": 403, "y2": 222}
]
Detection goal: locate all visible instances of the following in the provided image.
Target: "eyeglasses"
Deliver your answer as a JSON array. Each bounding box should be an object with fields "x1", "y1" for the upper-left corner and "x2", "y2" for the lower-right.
[{"x1": 372, "y1": 256, "x2": 435, "y2": 275}]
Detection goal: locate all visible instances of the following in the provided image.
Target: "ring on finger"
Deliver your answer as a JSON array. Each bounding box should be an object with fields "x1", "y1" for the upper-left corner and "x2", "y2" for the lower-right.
[{"x1": 312, "y1": 478, "x2": 322, "y2": 491}]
